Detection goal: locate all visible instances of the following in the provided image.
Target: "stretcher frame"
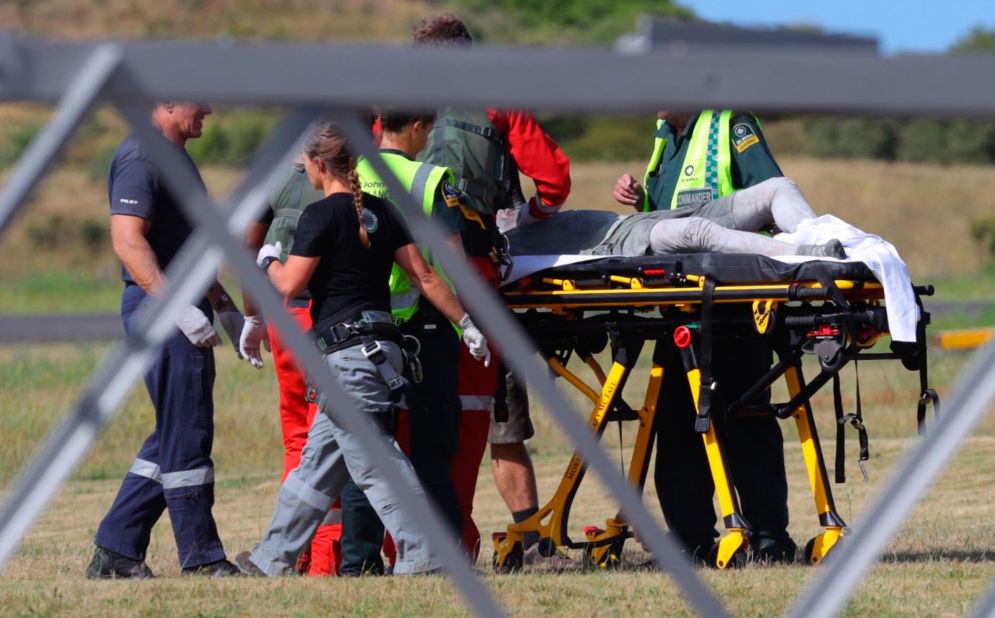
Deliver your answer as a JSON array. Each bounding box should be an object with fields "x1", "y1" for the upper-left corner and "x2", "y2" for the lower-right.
[{"x1": 490, "y1": 254, "x2": 937, "y2": 571}]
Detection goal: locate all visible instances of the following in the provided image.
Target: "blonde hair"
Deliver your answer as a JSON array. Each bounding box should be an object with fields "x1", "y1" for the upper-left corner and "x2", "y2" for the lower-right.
[{"x1": 305, "y1": 121, "x2": 369, "y2": 249}]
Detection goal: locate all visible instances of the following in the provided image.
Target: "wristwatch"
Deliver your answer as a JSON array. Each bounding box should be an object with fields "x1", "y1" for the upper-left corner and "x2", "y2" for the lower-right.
[{"x1": 260, "y1": 256, "x2": 278, "y2": 271}]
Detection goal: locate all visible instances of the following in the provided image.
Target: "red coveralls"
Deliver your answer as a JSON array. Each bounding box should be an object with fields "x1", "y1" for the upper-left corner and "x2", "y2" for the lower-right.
[{"x1": 450, "y1": 109, "x2": 571, "y2": 559}]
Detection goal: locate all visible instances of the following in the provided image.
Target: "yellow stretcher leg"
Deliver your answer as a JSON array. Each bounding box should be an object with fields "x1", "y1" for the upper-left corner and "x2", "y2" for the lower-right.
[
  {"x1": 492, "y1": 353, "x2": 634, "y2": 571},
  {"x1": 784, "y1": 364, "x2": 846, "y2": 564},
  {"x1": 685, "y1": 366, "x2": 749, "y2": 569},
  {"x1": 583, "y1": 347, "x2": 665, "y2": 570}
]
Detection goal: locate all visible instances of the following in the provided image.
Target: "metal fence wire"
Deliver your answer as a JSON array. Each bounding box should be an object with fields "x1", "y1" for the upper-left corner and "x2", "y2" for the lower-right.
[{"x1": 2, "y1": 32, "x2": 995, "y2": 618}]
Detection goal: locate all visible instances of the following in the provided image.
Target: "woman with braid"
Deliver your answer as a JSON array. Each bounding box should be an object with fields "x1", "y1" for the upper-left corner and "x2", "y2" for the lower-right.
[{"x1": 236, "y1": 121, "x2": 489, "y2": 576}]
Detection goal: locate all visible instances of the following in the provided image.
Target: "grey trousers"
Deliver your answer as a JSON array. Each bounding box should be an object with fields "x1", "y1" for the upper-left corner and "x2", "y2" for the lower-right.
[{"x1": 250, "y1": 340, "x2": 439, "y2": 576}]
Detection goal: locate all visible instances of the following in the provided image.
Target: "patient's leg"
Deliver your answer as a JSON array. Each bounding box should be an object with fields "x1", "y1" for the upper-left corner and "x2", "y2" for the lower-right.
[
  {"x1": 702, "y1": 177, "x2": 817, "y2": 233},
  {"x1": 649, "y1": 217, "x2": 844, "y2": 258}
]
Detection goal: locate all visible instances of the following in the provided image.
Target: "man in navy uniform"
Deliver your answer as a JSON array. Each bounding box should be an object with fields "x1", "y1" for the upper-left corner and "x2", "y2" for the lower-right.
[{"x1": 87, "y1": 101, "x2": 243, "y2": 578}]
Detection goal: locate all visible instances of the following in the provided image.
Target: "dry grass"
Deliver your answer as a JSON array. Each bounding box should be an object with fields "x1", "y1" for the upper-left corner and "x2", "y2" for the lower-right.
[
  {"x1": 0, "y1": 0, "x2": 439, "y2": 42},
  {"x1": 2, "y1": 341, "x2": 995, "y2": 616}
]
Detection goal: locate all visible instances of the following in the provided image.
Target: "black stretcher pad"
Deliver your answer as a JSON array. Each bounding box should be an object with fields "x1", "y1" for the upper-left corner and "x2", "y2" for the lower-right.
[{"x1": 503, "y1": 253, "x2": 877, "y2": 288}]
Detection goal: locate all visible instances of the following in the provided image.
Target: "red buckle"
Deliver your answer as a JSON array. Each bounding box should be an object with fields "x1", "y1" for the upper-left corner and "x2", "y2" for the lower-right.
[{"x1": 807, "y1": 325, "x2": 841, "y2": 339}]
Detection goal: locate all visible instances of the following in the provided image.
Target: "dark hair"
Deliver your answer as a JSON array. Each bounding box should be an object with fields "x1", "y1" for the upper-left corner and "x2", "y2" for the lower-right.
[
  {"x1": 377, "y1": 108, "x2": 437, "y2": 134},
  {"x1": 412, "y1": 13, "x2": 473, "y2": 47},
  {"x1": 304, "y1": 121, "x2": 370, "y2": 249}
]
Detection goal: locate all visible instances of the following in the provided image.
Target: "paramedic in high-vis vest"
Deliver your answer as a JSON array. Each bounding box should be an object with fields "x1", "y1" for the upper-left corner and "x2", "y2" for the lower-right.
[
  {"x1": 337, "y1": 108, "x2": 478, "y2": 574},
  {"x1": 614, "y1": 110, "x2": 798, "y2": 563},
  {"x1": 413, "y1": 13, "x2": 572, "y2": 563}
]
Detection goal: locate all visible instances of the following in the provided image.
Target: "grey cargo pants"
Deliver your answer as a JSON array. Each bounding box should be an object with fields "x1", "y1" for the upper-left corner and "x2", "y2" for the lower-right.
[{"x1": 250, "y1": 340, "x2": 439, "y2": 575}]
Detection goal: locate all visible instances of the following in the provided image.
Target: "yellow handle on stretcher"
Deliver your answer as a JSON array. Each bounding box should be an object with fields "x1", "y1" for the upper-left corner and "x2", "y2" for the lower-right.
[
  {"x1": 542, "y1": 277, "x2": 576, "y2": 291},
  {"x1": 609, "y1": 275, "x2": 643, "y2": 289}
]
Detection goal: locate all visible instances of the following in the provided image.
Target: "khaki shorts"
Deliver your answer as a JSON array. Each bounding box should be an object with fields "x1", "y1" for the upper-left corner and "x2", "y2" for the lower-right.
[{"x1": 488, "y1": 369, "x2": 534, "y2": 444}]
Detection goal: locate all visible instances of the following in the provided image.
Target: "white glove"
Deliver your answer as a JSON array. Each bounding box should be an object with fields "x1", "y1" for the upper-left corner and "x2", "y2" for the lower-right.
[
  {"x1": 217, "y1": 310, "x2": 245, "y2": 358},
  {"x1": 458, "y1": 313, "x2": 491, "y2": 367},
  {"x1": 495, "y1": 207, "x2": 519, "y2": 234},
  {"x1": 239, "y1": 314, "x2": 270, "y2": 369},
  {"x1": 176, "y1": 305, "x2": 221, "y2": 348},
  {"x1": 256, "y1": 241, "x2": 283, "y2": 268}
]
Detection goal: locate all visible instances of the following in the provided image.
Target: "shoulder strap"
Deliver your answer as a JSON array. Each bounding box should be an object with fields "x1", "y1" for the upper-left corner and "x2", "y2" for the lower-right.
[{"x1": 434, "y1": 117, "x2": 504, "y2": 144}]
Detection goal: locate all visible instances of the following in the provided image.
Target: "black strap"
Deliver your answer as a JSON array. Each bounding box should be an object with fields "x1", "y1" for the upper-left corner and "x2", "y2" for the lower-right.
[
  {"x1": 360, "y1": 336, "x2": 408, "y2": 402},
  {"x1": 834, "y1": 361, "x2": 870, "y2": 484},
  {"x1": 694, "y1": 277, "x2": 716, "y2": 434},
  {"x1": 435, "y1": 118, "x2": 504, "y2": 144},
  {"x1": 833, "y1": 373, "x2": 846, "y2": 484}
]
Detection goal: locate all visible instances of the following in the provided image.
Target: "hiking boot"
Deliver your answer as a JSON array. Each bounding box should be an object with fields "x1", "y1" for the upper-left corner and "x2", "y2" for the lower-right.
[
  {"x1": 750, "y1": 535, "x2": 798, "y2": 564},
  {"x1": 86, "y1": 546, "x2": 155, "y2": 580},
  {"x1": 797, "y1": 239, "x2": 846, "y2": 260},
  {"x1": 181, "y1": 558, "x2": 242, "y2": 577},
  {"x1": 233, "y1": 551, "x2": 268, "y2": 577}
]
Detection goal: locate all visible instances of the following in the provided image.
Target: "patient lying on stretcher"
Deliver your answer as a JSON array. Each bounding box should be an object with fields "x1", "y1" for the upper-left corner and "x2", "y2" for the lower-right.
[{"x1": 503, "y1": 177, "x2": 846, "y2": 259}]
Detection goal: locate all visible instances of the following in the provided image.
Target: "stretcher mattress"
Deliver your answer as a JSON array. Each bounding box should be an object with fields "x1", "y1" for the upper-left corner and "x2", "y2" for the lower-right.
[{"x1": 501, "y1": 253, "x2": 878, "y2": 288}]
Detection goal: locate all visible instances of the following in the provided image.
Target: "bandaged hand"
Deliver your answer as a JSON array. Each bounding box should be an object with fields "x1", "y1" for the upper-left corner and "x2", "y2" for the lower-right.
[
  {"x1": 176, "y1": 305, "x2": 221, "y2": 348},
  {"x1": 458, "y1": 313, "x2": 491, "y2": 367},
  {"x1": 256, "y1": 241, "x2": 283, "y2": 269},
  {"x1": 217, "y1": 310, "x2": 246, "y2": 358},
  {"x1": 239, "y1": 314, "x2": 269, "y2": 369}
]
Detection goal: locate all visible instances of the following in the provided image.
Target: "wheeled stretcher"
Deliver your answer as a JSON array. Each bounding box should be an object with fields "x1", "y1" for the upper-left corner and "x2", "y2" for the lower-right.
[{"x1": 490, "y1": 253, "x2": 937, "y2": 570}]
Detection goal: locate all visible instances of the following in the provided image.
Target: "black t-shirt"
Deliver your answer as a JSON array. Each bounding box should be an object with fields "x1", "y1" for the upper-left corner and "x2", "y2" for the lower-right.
[
  {"x1": 290, "y1": 192, "x2": 412, "y2": 333},
  {"x1": 108, "y1": 134, "x2": 204, "y2": 283}
]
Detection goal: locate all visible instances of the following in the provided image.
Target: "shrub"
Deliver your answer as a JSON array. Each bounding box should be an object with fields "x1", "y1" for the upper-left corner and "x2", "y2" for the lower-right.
[{"x1": 970, "y1": 216, "x2": 995, "y2": 263}]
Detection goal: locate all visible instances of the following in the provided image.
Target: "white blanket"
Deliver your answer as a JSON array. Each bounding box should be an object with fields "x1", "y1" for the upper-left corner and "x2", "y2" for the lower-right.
[
  {"x1": 503, "y1": 215, "x2": 920, "y2": 342},
  {"x1": 773, "y1": 215, "x2": 919, "y2": 342}
]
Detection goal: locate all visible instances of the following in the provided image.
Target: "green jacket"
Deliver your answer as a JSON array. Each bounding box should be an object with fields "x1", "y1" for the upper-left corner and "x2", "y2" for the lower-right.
[{"x1": 643, "y1": 110, "x2": 782, "y2": 212}]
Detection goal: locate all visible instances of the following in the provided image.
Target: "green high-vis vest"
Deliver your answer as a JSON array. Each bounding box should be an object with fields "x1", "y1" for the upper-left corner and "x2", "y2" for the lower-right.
[
  {"x1": 355, "y1": 152, "x2": 455, "y2": 324},
  {"x1": 642, "y1": 109, "x2": 736, "y2": 211}
]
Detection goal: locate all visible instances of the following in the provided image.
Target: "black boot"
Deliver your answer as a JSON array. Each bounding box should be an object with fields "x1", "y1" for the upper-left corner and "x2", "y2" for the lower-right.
[
  {"x1": 86, "y1": 546, "x2": 155, "y2": 580},
  {"x1": 750, "y1": 534, "x2": 798, "y2": 564},
  {"x1": 181, "y1": 558, "x2": 242, "y2": 577}
]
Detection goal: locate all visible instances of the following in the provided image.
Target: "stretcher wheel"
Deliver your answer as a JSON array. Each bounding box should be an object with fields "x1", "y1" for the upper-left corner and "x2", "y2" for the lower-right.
[
  {"x1": 492, "y1": 541, "x2": 524, "y2": 573},
  {"x1": 582, "y1": 539, "x2": 623, "y2": 571},
  {"x1": 708, "y1": 542, "x2": 748, "y2": 569},
  {"x1": 803, "y1": 535, "x2": 841, "y2": 566}
]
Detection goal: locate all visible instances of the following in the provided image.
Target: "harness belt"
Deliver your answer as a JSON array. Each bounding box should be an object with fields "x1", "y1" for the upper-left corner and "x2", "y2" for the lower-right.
[{"x1": 314, "y1": 310, "x2": 409, "y2": 400}]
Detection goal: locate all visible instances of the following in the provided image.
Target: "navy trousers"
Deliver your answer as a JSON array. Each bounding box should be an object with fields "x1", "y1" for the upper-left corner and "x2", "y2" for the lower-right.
[
  {"x1": 653, "y1": 335, "x2": 790, "y2": 551},
  {"x1": 95, "y1": 284, "x2": 225, "y2": 568}
]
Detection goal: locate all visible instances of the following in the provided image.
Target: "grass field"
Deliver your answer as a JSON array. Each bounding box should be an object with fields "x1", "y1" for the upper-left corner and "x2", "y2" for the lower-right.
[{"x1": 2, "y1": 340, "x2": 995, "y2": 616}]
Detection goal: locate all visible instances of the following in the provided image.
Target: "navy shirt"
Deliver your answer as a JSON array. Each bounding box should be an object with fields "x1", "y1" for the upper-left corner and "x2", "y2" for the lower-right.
[
  {"x1": 290, "y1": 192, "x2": 413, "y2": 334},
  {"x1": 108, "y1": 134, "x2": 205, "y2": 283}
]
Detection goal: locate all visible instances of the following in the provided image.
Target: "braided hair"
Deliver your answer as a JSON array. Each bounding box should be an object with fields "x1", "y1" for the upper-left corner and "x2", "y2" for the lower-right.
[{"x1": 305, "y1": 121, "x2": 370, "y2": 249}]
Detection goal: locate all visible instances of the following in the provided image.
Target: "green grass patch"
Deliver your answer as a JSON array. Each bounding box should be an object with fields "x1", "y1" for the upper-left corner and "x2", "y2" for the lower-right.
[{"x1": 0, "y1": 271, "x2": 122, "y2": 314}]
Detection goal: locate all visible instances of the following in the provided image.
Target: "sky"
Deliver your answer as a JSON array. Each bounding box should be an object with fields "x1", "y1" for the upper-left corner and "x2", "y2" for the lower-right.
[{"x1": 679, "y1": 0, "x2": 995, "y2": 54}]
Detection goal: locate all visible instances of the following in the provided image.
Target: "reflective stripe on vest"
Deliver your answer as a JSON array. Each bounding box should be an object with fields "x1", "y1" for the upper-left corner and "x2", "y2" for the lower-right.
[
  {"x1": 668, "y1": 109, "x2": 734, "y2": 210},
  {"x1": 642, "y1": 119, "x2": 669, "y2": 212},
  {"x1": 355, "y1": 153, "x2": 453, "y2": 324}
]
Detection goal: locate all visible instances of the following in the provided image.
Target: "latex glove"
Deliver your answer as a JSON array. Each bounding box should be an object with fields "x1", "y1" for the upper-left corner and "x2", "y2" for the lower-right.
[
  {"x1": 495, "y1": 207, "x2": 519, "y2": 234},
  {"x1": 217, "y1": 310, "x2": 246, "y2": 358},
  {"x1": 176, "y1": 305, "x2": 221, "y2": 348},
  {"x1": 256, "y1": 241, "x2": 283, "y2": 268},
  {"x1": 458, "y1": 313, "x2": 491, "y2": 367},
  {"x1": 239, "y1": 314, "x2": 270, "y2": 369}
]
